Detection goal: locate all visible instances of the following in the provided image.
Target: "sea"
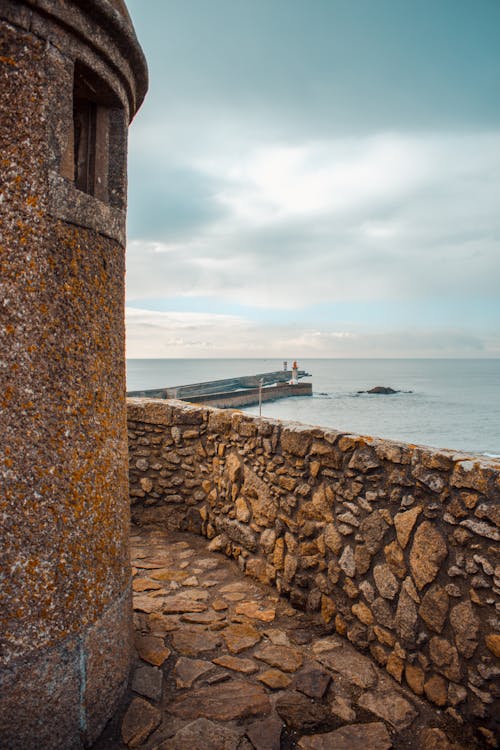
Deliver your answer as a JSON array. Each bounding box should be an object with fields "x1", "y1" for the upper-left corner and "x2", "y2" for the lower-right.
[{"x1": 126, "y1": 359, "x2": 500, "y2": 458}]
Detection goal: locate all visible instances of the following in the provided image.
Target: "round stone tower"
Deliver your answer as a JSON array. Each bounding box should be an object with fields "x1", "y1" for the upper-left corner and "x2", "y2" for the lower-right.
[{"x1": 0, "y1": 2, "x2": 147, "y2": 747}]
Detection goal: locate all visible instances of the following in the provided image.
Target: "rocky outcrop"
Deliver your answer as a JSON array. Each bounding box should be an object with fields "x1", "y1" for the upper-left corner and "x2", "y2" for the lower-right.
[
  {"x1": 359, "y1": 386, "x2": 399, "y2": 394},
  {"x1": 128, "y1": 397, "x2": 500, "y2": 737},
  {"x1": 357, "y1": 386, "x2": 414, "y2": 394}
]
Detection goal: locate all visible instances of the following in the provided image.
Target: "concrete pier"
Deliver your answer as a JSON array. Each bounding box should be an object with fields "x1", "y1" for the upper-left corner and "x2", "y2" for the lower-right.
[{"x1": 127, "y1": 369, "x2": 313, "y2": 408}]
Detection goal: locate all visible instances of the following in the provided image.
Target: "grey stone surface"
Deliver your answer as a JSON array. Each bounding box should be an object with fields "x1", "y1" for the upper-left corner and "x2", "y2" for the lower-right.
[
  {"x1": 297, "y1": 722, "x2": 392, "y2": 750},
  {"x1": 357, "y1": 690, "x2": 418, "y2": 730},
  {"x1": 92, "y1": 525, "x2": 485, "y2": 750},
  {"x1": 132, "y1": 664, "x2": 163, "y2": 701},
  {"x1": 160, "y1": 718, "x2": 241, "y2": 750},
  {"x1": 127, "y1": 397, "x2": 500, "y2": 735}
]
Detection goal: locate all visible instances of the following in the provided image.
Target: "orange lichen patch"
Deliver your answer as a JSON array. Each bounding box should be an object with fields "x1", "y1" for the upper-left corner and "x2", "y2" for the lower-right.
[
  {"x1": 26, "y1": 195, "x2": 38, "y2": 207},
  {"x1": 2, "y1": 385, "x2": 14, "y2": 406},
  {"x1": 0, "y1": 55, "x2": 17, "y2": 67}
]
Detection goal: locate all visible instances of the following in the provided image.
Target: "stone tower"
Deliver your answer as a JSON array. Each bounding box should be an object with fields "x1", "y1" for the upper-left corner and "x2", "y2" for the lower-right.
[{"x1": 0, "y1": 1, "x2": 147, "y2": 747}]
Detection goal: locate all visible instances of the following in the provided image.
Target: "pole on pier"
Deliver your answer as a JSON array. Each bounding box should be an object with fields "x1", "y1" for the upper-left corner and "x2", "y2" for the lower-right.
[{"x1": 259, "y1": 378, "x2": 263, "y2": 417}]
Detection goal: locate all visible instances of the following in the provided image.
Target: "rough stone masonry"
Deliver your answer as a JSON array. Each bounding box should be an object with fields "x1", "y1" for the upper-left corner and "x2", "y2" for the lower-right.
[{"x1": 128, "y1": 398, "x2": 500, "y2": 746}]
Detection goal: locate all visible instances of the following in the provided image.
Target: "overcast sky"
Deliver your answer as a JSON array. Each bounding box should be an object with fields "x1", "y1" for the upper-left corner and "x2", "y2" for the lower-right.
[{"x1": 125, "y1": 0, "x2": 500, "y2": 358}]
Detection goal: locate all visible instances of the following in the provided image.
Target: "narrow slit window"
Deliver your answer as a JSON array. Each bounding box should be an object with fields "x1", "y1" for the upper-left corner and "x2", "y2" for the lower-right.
[{"x1": 74, "y1": 97, "x2": 97, "y2": 195}]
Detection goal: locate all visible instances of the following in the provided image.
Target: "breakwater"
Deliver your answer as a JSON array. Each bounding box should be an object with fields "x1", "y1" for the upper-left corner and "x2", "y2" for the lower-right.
[
  {"x1": 184, "y1": 381, "x2": 312, "y2": 408},
  {"x1": 127, "y1": 397, "x2": 500, "y2": 742},
  {"x1": 127, "y1": 369, "x2": 312, "y2": 408}
]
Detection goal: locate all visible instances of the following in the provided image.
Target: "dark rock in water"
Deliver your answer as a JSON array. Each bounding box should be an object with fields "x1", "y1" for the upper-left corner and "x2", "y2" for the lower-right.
[
  {"x1": 369, "y1": 386, "x2": 398, "y2": 394},
  {"x1": 357, "y1": 386, "x2": 399, "y2": 395}
]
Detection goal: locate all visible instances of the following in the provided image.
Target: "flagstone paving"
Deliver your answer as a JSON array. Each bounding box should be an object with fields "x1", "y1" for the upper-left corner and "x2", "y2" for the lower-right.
[{"x1": 92, "y1": 525, "x2": 483, "y2": 750}]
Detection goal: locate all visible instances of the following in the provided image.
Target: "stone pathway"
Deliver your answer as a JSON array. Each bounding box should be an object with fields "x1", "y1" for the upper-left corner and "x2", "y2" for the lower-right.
[{"x1": 93, "y1": 525, "x2": 483, "y2": 750}]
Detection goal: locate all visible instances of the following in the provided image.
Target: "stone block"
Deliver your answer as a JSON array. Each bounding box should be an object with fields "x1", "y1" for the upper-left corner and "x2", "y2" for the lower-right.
[
  {"x1": 171, "y1": 679, "x2": 271, "y2": 721},
  {"x1": 360, "y1": 511, "x2": 390, "y2": 554},
  {"x1": 0, "y1": 637, "x2": 81, "y2": 750},
  {"x1": 84, "y1": 590, "x2": 132, "y2": 744},
  {"x1": 280, "y1": 426, "x2": 312, "y2": 456},
  {"x1": 429, "y1": 637, "x2": 461, "y2": 682},
  {"x1": 165, "y1": 718, "x2": 242, "y2": 750},
  {"x1": 348, "y1": 446, "x2": 381, "y2": 472},
  {"x1": 419, "y1": 584, "x2": 449, "y2": 633},
  {"x1": 451, "y1": 460, "x2": 492, "y2": 493},
  {"x1": 121, "y1": 697, "x2": 161, "y2": 749},
  {"x1": 450, "y1": 601, "x2": 479, "y2": 658},
  {"x1": 394, "y1": 506, "x2": 422, "y2": 548},
  {"x1": 357, "y1": 690, "x2": 417, "y2": 730},
  {"x1": 409, "y1": 521, "x2": 447, "y2": 589},
  {"x1": 373, "y1": 563, "x2": 399, "y2": 599}
]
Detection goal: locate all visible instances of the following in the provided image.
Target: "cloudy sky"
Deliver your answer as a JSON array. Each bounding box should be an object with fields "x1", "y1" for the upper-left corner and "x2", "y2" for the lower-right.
[{"x1": 125, "y1": 0, "x2": 500, "y2": 358}]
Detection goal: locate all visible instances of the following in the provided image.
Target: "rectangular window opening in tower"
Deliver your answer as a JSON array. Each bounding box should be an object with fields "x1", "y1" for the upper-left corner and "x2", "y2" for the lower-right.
[
  {"x1": 60, "y1": 61, "x2": 127, "y2": 209},
  {"x1": 74, "y1": 96, "x2": 98, "y2": 195}
]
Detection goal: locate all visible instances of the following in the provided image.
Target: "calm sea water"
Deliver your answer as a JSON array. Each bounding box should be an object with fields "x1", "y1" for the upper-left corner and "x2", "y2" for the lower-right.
[{"x1": 126, "y1": 359, "x2": 500, "y2": 456}]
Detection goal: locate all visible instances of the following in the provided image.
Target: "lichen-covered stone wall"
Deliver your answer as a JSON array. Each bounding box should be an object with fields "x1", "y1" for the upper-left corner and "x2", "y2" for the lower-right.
[
  {"x1": 1, "y1": 3, "x2": 146, "y2": 748},
  {"x1": 128, "y1": 398, "x2": 499, "y2": 737}
]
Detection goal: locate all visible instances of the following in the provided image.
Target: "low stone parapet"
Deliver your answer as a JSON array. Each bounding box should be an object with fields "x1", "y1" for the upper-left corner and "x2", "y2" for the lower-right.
[{"x1": 127, "y1": 397, "x2": 499, "y2": 740}]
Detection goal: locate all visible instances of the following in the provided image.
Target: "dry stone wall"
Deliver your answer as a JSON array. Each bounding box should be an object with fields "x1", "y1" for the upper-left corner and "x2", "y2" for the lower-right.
[{"x1": 127, "y1": 398, "x2": 499, "y2": 738}]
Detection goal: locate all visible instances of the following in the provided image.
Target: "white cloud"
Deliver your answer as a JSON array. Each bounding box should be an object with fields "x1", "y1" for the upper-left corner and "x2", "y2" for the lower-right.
[
  {"x1": 125, "y1": 307, "x2": 496, "y2": 359},
  {"x1": 126, "y1": 131, "x2": 500, "y2": 309},
  {"x1": 126, "y1": 307, "x2": 249, "y2": 357},
  {"x1": 207, "y1": 135, "x2": 433, "y2": 223},
  {"x1": 125, "y1": 307, "x2": 360, "y2": 358},
  {"x1": 124, "y1": 131, "x2": 500, "y2": 355},
  {"x1": 361, "y1": 221, "x2": 401, "y2": 239},
  {"x1": 124, "y1": 2, "x2": 500, "y2": 358}
]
